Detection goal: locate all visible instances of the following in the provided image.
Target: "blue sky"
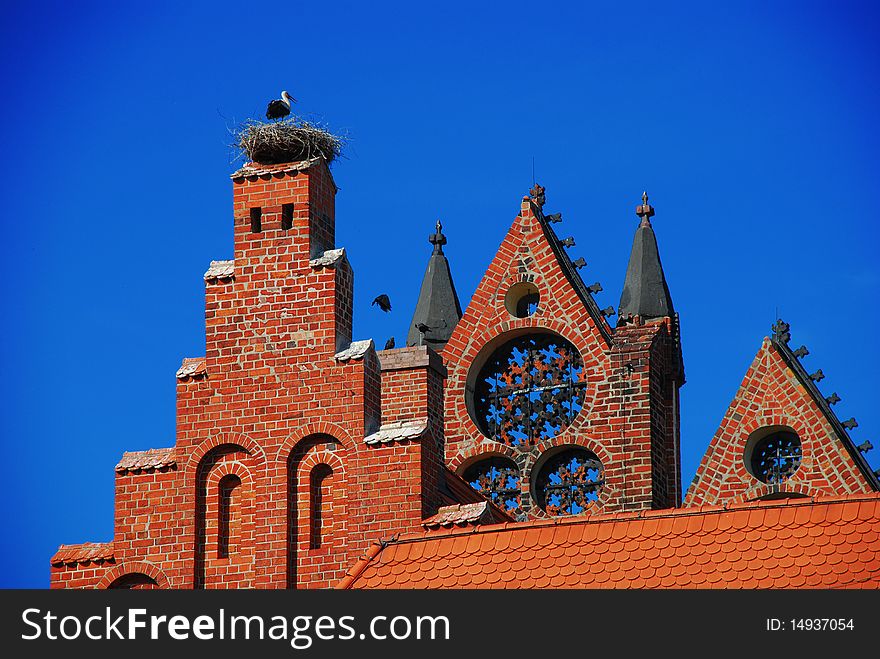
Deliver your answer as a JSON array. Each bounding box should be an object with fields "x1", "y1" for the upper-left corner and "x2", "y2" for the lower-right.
[{"x1": 1, "y1": 1, "x2": 878, "y2": 587}]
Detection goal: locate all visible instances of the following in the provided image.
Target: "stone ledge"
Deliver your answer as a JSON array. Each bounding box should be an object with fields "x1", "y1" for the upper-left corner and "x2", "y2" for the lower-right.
[
  {"x1": 364, "y1": 420, "x2": 428, "y2": 445},
  {"x1": 309, "y1": 248, "x2": 346, "y2": 269},
  {"x1": 335, "y1": 339, "x2": 373, "y2": 362},
  {"x1": 377, "y1": 345, "x2": 447, "y2": 377}
]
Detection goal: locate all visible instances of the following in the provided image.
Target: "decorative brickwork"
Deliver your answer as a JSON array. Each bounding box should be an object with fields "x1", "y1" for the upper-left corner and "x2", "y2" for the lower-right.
[
  {"x1": 442, "y1": 195, "x2": 683, "y2": 517},
  {"x1": 686, "y1": 336, "x2": 878, "y2": 506}
]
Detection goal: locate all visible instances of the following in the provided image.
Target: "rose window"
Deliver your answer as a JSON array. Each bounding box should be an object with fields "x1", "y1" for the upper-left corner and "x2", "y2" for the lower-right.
[
  {"x1": 473, "y1": 333, "x2": 587, "y2": 447},
  {"x1": 461, "y1": 457, "x2": 522, "y2": 513}
]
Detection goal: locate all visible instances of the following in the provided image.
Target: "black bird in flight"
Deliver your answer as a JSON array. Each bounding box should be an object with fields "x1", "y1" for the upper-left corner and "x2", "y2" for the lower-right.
[
  {"x1": 384, "y1": 337, "x2": 395, "y2": 350},
  {"x1": 266, "y1": 90, "x2": 296, "y2": 121},
  {"x1": 415, "y1": 322, "x2": 431, "y2": 334},
  {"x1": 372, "y1": 294, "x2": 392, "y2": 312}
]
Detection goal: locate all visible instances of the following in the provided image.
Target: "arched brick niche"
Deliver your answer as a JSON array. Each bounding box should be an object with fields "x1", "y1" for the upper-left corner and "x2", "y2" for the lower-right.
[
  {"x1": 286, "y1": 434, "x2": 348, "y2": 589},
  {"x1": 194, "y1": 444, "x2": 257, "y2": 589}
]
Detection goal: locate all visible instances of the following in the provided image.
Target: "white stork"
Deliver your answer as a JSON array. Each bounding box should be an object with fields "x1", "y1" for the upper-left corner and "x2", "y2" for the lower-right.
[{"x1": 266, "y1": 90, "x2": 296, "y2": 120}]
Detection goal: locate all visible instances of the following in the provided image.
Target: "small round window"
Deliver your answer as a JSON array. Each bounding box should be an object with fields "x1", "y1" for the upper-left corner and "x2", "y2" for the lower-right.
[
  {"x1": 504, "y1": 282, "x2": 539, "y2": 318},
  {"x1": 534, "y1": 448, "x2": 604, "y2": 516},
  {"x1": 749, "y1": 430, "x2": 802, "y2": 484},
  {"x1": 472, "y1": 332, "x2": 587, "y2": 447},
  {"x1": 461, "y1": 457, "x2": 522, "y2": 513}
]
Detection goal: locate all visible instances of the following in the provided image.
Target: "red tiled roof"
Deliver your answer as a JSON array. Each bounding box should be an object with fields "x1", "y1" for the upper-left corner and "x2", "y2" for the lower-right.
[
  {"x1": 339, "y1": 493, "x2": 880, "y2": 589},
  {"x1": 51, "y1": 542, "x2": 115, "y2": 566},
  {"x1": 115, "y1": 448, "x2": 177, "y2": 473}
]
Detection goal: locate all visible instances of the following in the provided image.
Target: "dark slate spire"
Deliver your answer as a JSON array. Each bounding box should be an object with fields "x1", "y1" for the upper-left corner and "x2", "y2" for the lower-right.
[
  {"x1": 407, "y1": 220, "x2": 463, "y2": 351},
  {"x1": 618, "y1": 192, "x2": 675, "y2": 320}
]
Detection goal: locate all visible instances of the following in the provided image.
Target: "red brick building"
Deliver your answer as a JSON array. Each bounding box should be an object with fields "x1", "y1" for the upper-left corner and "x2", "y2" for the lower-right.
[{"x1": 51, "y1": 155, "x2": 880, "y2": 589}]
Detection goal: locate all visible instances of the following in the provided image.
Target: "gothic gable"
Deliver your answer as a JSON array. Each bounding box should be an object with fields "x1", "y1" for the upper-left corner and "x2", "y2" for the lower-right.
[{"x1": 686, "y1": 323, "x2": 878, "y2": 505}]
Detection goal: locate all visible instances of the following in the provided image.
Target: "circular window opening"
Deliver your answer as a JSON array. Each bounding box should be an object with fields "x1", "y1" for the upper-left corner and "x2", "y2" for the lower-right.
[
  {"x1": 534, "y1": 447, "x2": 604, "y2": 516},
  {"x1": 504, "y1": 282, "x2": 539, "y2": 318},
  {"x1": 747, "y1": 430, "x2": 802, "y2": 484},
  {"x1": 461, "y1": 457, "x2": 522, "y2": 513},
  {"x1": 471, "y1": 332, "x2": 587, "y2": 447}
]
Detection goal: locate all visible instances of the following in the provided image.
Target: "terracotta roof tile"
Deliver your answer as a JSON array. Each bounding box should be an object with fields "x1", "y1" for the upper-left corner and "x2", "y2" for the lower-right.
[
  {"x1": 340, "y1": 493, "x2": 880, "y2": 589},
  {"x1": 230, "y1": 158, "x2": 321, "y2": 180},
  {"x1": 176, "y1": 357, "x2": 206, "y2": 379},
  {"x1": 203, "y1": 259, "x2": 234, "y2": 281},
  {"x1": 51, "y1": 542, "x2": 114, "y2": 566},
  {"x1": 115, "y1": 447, "x2": 177, "y2": 473}
]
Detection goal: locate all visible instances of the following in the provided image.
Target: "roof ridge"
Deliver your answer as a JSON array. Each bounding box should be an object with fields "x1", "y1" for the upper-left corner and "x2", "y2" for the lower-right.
[
  {"x1": 337, "y1": 541, "x2": 385, "y2": 590},
  {"x1": 383, "y1": 491, "x2": 880, "y2": 545}
]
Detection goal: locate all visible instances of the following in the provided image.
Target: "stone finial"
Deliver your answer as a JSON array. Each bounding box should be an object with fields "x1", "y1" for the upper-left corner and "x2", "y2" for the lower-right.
[
  {"x1": 529, "y1": 183, "x2": 546, "y2": 208},
  {"x1": 429, "y1": 219, "x2": 447, "y2": 255},
  {"x1": 636, "y1": 191, "x2": 655, "y2": 222}
]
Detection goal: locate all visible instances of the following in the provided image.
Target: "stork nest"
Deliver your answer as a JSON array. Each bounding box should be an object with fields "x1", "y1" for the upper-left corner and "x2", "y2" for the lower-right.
[{"x1": 235, "y1": 117, "x2": 345, "y2": 165}]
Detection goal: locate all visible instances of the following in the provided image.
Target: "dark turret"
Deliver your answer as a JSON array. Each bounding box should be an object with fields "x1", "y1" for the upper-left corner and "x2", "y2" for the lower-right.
[
  {"x1": 618, "y1": 192, "x2": 675, "y2": 320},
  {"x1": 407, "y1": 221, "x2": 462, "y2": 351}
]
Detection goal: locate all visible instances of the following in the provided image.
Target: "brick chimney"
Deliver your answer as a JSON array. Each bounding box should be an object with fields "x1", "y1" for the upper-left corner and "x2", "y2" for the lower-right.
[{"x1": 205, "y1": 158, "x2": 352, "y2": 370}]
